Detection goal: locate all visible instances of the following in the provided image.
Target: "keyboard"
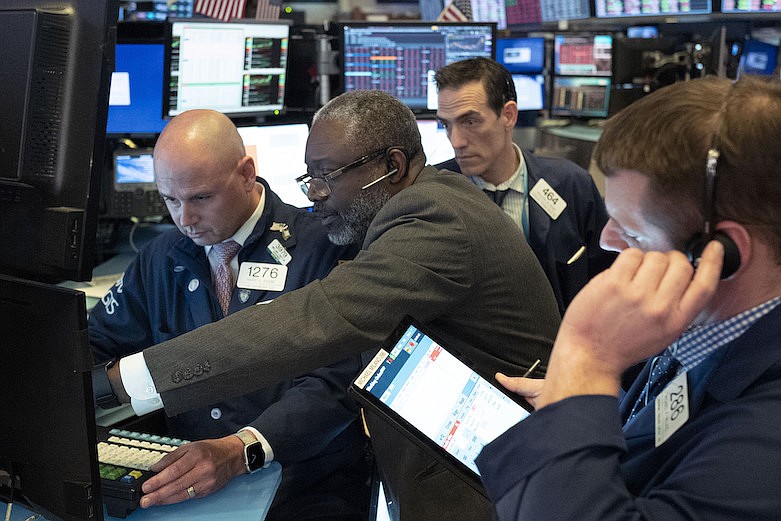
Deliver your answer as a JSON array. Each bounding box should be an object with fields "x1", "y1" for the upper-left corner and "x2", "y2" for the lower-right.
[{"x1": 98, "y1": 428, "x2": 189, "y2": 518}]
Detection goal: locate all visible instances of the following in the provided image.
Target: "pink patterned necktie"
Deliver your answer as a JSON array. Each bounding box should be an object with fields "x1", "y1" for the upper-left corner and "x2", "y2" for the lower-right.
[{"x1": 212, "y1": 240, "x2": 241, "y2": 316}]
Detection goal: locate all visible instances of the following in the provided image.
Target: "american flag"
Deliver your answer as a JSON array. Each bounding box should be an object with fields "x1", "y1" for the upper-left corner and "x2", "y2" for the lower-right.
[
  {"x1": 437, "y1": 0, "x2": 472, "y2": 21},
  {"x1": 194, "y1": 0, "x2": 248, "y2": 21},
  {"x1": 255, "y1": 0, "x2": 281, "y2": 20}
]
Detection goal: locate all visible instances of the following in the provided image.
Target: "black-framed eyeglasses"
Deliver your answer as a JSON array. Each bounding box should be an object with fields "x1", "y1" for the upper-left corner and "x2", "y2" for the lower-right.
[{"x1": 296, "y1": 148, "x2": 387, "y2": 198}]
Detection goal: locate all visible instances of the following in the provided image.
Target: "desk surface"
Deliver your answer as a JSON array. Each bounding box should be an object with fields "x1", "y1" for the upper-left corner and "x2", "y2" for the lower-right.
[{"x1": 4, "y1": 462, "x2": 281, "y2": 521}]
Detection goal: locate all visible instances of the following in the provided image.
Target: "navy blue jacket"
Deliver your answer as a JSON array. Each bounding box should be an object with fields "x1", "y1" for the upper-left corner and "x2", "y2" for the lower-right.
[
  {"x1": 477, "y1": 303, "x2": 781, "y2": 521},
  {"x1": 90, "y1": 181, "x2": 365, "y2": 508},
  {"x1": 437, "y1": 152, "x2": 615, "y2": 313}
]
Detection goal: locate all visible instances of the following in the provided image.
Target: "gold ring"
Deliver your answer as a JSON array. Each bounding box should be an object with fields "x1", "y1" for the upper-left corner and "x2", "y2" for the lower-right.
[{"x1": 186, "y1": 485, "x2": 196, "y2": 499}]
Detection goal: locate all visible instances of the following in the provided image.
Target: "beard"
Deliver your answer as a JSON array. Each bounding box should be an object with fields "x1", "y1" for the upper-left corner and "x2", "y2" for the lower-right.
[{"x1": 315, "y1": 183, "x2": 391, "y2": 246}]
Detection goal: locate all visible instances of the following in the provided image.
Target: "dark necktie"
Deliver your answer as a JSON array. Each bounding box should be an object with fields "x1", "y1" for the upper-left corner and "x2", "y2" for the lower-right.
[
  {"x1": 484, "y1": 188, "x2": 510, "y2": 208},
  {"x1": 626, "y1": 354, "x2": 681, "y2": 423},
  {"x1": 212, "y1": 240, "x2": 241, "y2": 316}
]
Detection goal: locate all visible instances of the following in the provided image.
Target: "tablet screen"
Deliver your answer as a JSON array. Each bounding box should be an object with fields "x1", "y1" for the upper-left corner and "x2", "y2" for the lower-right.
[{"x1": 354, "y1": 322, "x2": 530, "y2": 476}]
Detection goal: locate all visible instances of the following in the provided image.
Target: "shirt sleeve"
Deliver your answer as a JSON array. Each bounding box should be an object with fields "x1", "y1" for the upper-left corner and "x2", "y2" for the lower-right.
[{"x1": 120, "y1": 352, "x2": 165, "y2": 416}]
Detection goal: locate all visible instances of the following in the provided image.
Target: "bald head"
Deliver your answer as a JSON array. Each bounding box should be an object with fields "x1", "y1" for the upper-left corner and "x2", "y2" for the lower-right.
[
  {"x1": 155, "y1": 109, "x2": 247, "y2": 171},
  {"x1": 153, "y1": 109, "x2": 260, "y2": 246}
]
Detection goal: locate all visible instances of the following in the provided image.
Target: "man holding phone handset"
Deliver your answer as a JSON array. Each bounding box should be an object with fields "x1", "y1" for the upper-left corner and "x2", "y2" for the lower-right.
[{"x1": 478, "y1": 76, "x2": 781, "y2": 521}]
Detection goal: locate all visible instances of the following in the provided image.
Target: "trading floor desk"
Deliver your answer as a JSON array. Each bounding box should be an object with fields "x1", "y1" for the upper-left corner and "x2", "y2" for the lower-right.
[{"x1": 3, "y1": 462, "x2": 281, "y2": 521}]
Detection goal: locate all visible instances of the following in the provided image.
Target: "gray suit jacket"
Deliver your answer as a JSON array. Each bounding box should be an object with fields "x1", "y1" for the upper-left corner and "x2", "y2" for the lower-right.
[{"x1": 144, "y1": 166, "x2": 561, "y2": 521}]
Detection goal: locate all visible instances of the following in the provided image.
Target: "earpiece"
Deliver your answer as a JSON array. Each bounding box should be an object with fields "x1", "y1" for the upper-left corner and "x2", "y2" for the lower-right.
[
  {"x1": 683, "y1": 147, "x2": 741, "y2": 279},
  {"x1": 386, "y1": 168, "x2": 398, "y2": 176},
  {"x1": 684, "y1": 230, "x2": 741, "y2": 279}
]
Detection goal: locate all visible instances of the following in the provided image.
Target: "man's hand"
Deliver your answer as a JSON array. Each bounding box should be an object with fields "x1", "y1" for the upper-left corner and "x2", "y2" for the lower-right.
[
  {"x1": 139, "y1": 435, "x2": 246, "y2": 508},
  {"x1": 535, "y1": 242, "x2": 723, "y2": 409},
  {"x1": 495, "y1": 374, "x2": 544, "y2": 410}
]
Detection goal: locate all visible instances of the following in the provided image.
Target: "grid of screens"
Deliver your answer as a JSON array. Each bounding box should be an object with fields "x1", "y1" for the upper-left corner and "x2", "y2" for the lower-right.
[
  {"x1": 596, "y1": 0, "x2": 711, "y2": 17},
  {"x1": 341, "y1": 22, "x2": 496, "y2": 112},
  {"x1": 106, "y1": 43, "x2": 168, "y2": 136},
  {"x1": 236, "y1": 123, "x2": 312, "y2": 208},
  {"x1": 721, "y1": 0, "x2": 780, "y2": 12},
  {"x1": 165, "y1": 20, "x2": 290, "y2": 117},
  {"x1": 505, "y1": 0, "x2": 591, "y2": 25},
  {"x1": 497, "y1": 37, "x2": 545, "y2": 73},
  {"x1": 552, "y1": 34, "x2": 612, "y2": 119}
]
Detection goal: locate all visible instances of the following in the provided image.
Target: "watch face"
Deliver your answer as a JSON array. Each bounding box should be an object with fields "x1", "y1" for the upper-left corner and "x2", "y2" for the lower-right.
[{"x1": 246, "y1": 443, "x2": 264, "y2": 472}]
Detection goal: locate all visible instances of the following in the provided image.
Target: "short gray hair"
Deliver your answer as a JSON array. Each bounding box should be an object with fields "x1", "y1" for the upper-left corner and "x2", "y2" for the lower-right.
[{"x1": 313, "y1": 90, "x2": 424, "y2": 162}]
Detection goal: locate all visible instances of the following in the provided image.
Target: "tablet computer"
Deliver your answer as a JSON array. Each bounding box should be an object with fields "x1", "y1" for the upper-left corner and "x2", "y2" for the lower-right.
[{"x1": 351, "y1": 317, "x2": 532, "y2": 496}]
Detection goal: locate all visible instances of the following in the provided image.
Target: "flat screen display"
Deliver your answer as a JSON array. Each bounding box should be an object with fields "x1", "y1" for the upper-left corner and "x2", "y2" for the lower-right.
[
  {"x1": 551, "y1": 76, "x2": 611, "y2": 119},
  {"x1": 236, "y1": 123, "x2": 312, "y2": 208},
  {"x1": 596, "y1": 0, "x2": 711, "y2": 17},
  {"x1": 721, "y1": 0, "x2": 779, "y2": 12},
  {"x1": 114, "y1": 150, "x2": 156, "y2": 186},
  {"x1": 165, "y1": 20, "x2": 291, "y2": 117},
  {"x1": 505, "y1": 0, "x2": 591, "y2": 25},
  {"x1": 738, "y1": 39, "x2": 779, "y2": 76},
  {"x1": 341, "y1": 22, "x2": 496, "y2": 112},
  {"x1": 513, "y1": 73, "x2": 546, "y2": 111},
  {"x1": 107, "y1": 43, "x2": 168, "y2": 136},
  {"x1": 497, "y1": 37, "x2": 545, "y2": 73},
  {"x1": 416, "y1": 119, "x2": 456, "y2": 165},
  {"x1": 554, "y1": 34, "x2": 613, "y2": 77},
  {"x1": 352, "y1": 320, "x2": 530, "y2": 479}
]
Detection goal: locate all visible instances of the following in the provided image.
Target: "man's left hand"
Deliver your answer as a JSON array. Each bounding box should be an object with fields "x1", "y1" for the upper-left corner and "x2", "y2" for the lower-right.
[{"x1": 139, "y1": 435, "x2": 246, "y2": 507}]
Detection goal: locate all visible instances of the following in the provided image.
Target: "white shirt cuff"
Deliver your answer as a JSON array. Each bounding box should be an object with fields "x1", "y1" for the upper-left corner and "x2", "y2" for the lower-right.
[
  {"x1": 240, "y1": 426, "x2": 274, "y2": 467},
  {"x1": 119, "y1": 353, "x2": 164, "y2": 416}
]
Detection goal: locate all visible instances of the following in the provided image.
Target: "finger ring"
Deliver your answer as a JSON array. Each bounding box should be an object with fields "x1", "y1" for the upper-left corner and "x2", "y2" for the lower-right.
[{"x1": 186, "y1": 485, "x2": 196, "y2": 499}]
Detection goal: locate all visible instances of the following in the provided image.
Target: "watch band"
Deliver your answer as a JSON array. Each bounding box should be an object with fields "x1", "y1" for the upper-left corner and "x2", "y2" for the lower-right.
[
  {"x1": 236, "y1": 429, "x2": 264, "y2": 473},
  {"x1": 92, "y1": 359, "x2": 121, "y2": 409}
]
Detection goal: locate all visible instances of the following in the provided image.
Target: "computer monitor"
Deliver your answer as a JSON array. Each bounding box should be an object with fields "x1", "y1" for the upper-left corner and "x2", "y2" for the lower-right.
[
  {"x1": 470, "y1": 0, "x2": 508, "y2": 30},
  {"x1": 236, "y1": 123, "x2": 313, "y2": 208},
  {"x1": 551, "y1": 76, "x2": 611, "y2": 119},
  {"x1": 721, "y1": 0, "x2": 779, "y2": 12},
  {"x1": 0, "y1": 0, "x2": 116, "y2": 282},
  {"x1": 513, "y1": 73, "x2": 546, "y2": 111},
  {"x1": 596, "y1": 0, "x2": 711, "y2": 16},
  {"x1": 340, "y1": 22, "x2": 497, "y2": 113},
  {"x1": 164, "y1": 19, "x2": 292, "y2": 118},
  {"x1": 738, "y1": 39, "x2": 779, "y2": 77},
  {"x1": 505, "y1": 0, "x2": 591, "y2": 25},
  {"x1": 0, "y1": 275, "x2": 102, "y2": 521},
  {"x1": 554, "y1": 34, "x2": 613, "y2": 77},
  {"x1": 496, "y1": 37, "x2": 545, "y2": 74},
  {"x1": 119, "y1": 0, "x2": 194, "y2": 20},
  {"x1": 416, "y1": 119, "x2": 456, "y2": 165},
  {"x1": 106, "y1": 43, "x2": 168, "y2": 136},
  {"x1": 627, "y1": 26, "x2": 659, "y2": 38}
]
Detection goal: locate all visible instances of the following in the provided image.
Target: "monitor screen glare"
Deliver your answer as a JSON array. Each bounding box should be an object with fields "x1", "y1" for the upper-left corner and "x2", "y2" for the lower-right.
[
  {"x1": 167, "y1": 21, "x2": 290, "y2": 117},
  {"x1": 416, "y1": 119, "x2": 456, "y2": 165},
  {"x1": 512, "y1": 74, "x2": 546, "y2": 111},
  {"x1": 236, "y1": 123, "x2": 312, "y2": 208}
]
